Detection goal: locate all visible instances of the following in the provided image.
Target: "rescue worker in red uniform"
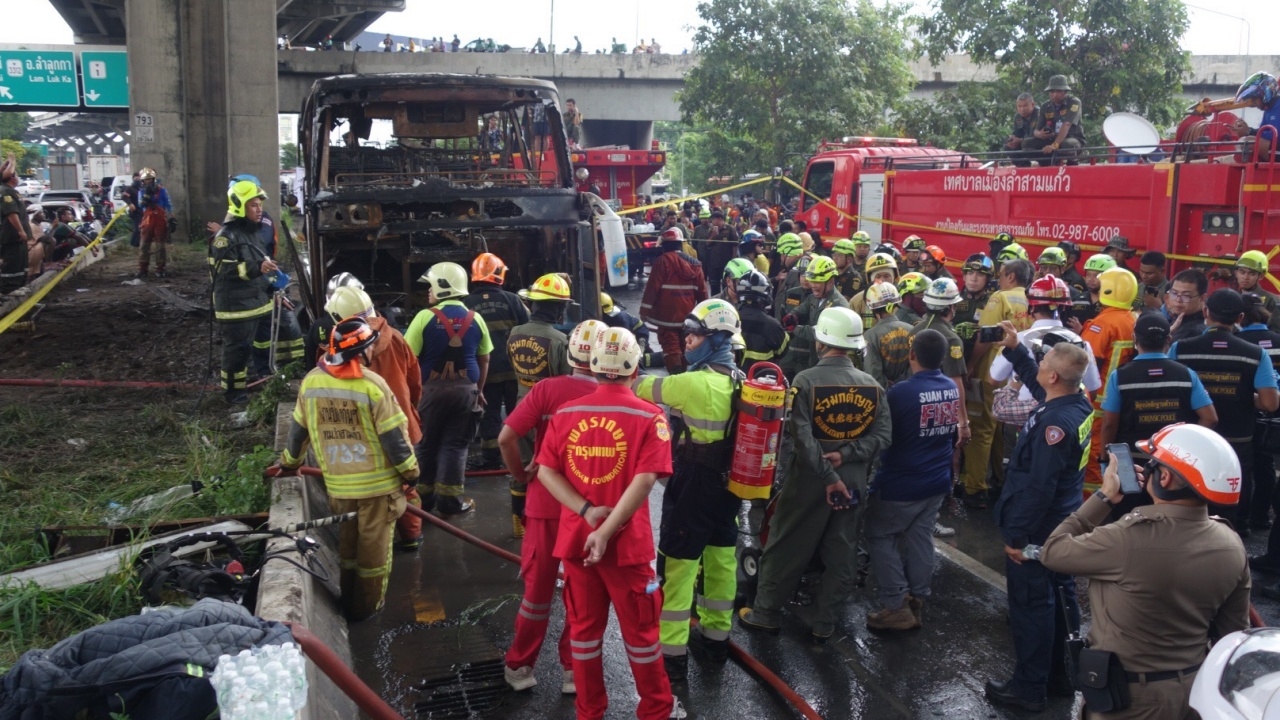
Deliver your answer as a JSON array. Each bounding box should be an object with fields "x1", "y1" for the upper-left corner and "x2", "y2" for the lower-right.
[
  {"x1": 535, "y1": 326, "x2": 687, "y2": 720},
  {"x1": 641, "y1": 227, "x2": 708, "y2": 374},
  {"x1": 501, "y1": 320, "x2": 607, "y2": 696}
]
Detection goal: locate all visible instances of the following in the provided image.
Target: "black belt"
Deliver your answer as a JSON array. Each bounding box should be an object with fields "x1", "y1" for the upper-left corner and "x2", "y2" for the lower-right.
[{"x1": 1124, "y1": 662, "x2": 1200, "y2": 684}]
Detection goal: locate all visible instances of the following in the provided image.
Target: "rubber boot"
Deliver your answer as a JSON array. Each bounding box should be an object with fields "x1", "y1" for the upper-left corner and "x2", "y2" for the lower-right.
[{"x1": 135, "y1": 263, "x2": 148, "y2": 279}]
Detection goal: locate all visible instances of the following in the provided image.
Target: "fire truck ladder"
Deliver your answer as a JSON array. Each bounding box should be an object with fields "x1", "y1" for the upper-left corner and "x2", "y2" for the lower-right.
[{"x1": 1242, "y1": 125, "x2": 1280, "y2": 255}]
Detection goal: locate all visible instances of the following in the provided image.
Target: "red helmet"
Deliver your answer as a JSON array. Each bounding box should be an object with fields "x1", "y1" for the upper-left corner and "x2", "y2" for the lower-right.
[
  {"x1": 1027, "y1": 274, "x2": 1071, "y2": 307},
  {"x1": 661, "y1": 227, "x2": 685, "y2": 244},
  {"x1": 471, "y1": 252, "x2": 507, "y2": 285},
  {"x1": 923, "y1": 245, "x2": 946, "y2": 264}
]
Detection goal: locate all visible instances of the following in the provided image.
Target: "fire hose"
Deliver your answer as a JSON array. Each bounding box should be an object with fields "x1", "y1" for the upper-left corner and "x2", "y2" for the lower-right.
[{"x1": 282, "y1": 465, "x2": 823, "y2": 719}]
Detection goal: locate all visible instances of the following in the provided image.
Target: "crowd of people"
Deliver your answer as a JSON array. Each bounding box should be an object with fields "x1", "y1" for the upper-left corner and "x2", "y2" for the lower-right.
[
  {"x1": 280, "y1": 32, "x2": 683, "y2": 56},
  {"x1": 190, "y1": 162, "x2": 1275, "y2": 718}
]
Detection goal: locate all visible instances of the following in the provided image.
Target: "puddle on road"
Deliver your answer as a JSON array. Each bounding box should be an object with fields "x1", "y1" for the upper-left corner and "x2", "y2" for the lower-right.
[{"x1": 373, "y1": 620, "x2": 511, "y2": 718}]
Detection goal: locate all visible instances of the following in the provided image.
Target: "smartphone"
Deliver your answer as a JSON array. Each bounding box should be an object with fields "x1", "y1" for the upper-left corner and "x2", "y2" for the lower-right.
[
  {"x1": 1145, "y1": 285, "x2": 1160, "y2": 296},
  {"x1": 828, "y1": 490, "x2": 850, "y2": 508},
  {"x1": 978, "y1": 325, "x2": 1006, "y2": 343},
  {"x1": 1106, "y1": 443, "x2": 1144, "y2": 495}
]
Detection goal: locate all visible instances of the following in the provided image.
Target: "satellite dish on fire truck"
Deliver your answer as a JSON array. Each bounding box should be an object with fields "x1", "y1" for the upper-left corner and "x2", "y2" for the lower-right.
[{"x1": 1103, "y1": 112, "x2": 1162, "y2": 156}]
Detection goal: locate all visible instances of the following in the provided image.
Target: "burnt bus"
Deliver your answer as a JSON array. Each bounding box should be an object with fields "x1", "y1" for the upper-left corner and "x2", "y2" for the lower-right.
[{"x1": 297, "y1": 73, "x2": 602, "y2": 319}]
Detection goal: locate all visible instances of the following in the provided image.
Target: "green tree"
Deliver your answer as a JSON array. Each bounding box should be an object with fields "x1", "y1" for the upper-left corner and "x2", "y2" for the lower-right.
[
  {"x1": 895, "y1": 80, "x2": 1021, "y2": 153},
  {"x1": 0, "y1": 112, "x2": 29, "y2": 141},
  {"x1": 915, "y1": 0, "x2": 1191, "y2": 144},
  {"x1": 279, "y1": 142, "x2": 299, "y2": 169},
  {"x1": 680, "y1": 0, "x2": 915, "y2": 178},
  {"x1": 653, "y1": 121, "x2": 717, "y2": 194}
]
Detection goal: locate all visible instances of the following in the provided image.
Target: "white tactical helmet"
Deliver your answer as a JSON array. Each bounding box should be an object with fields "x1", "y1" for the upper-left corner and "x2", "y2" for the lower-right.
[
  {"x1": 325, "y1": 285, "x2": 376, "y2": 321},
  {"x1": 865, "y1": 281, "x2": 901, "y2": 311},
  {"x1": 923, "y1": 277, "x2": 962, "y2": 309},
  {"x1": 814, "y1": 307, "x2": 866, "y2": 350},
  {"x1": 568, "y1": 319, "x2": 609, "y2": 369},
  {"x1": 419, "y1": 262, "x2": 469, "y2": 300},
  {"x1": 1136, "y1": 423, "x2": 1243, "y2": 506},
  {"x1": 683, "y1": 298, "x2": 741, "y2": 337},
  {"x1": 325, "y1": 272, "x2": 364, "y2": 299},
  {"x1": 591, "y1": 326, "x2": 643, "y2": 378}
]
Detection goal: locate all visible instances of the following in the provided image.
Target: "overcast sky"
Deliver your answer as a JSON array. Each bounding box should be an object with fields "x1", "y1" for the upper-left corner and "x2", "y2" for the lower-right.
[{"x1": 4, "y1": 0, "x2": 1275, "y2": 60}]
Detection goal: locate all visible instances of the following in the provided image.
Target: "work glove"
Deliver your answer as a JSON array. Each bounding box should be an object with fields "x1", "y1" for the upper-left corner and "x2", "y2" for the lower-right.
[
  {"x1": 782, "y1": 313, "x2": 799, "y2": 332},
  {"x1": 954, "y1": 322, "x2": 977, "y2": 341}
]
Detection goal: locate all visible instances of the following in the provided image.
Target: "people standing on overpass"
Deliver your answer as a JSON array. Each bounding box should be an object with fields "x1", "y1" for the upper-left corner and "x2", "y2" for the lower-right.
[
  {"x1": 563, "y1": 99, "x2": 583, "y2": 148},
  {"x1": 382, "y1": 33, "x2": 393, "y2": 52}
]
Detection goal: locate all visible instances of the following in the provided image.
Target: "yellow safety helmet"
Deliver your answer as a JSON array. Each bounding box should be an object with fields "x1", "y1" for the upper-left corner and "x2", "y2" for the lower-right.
[
  {"x1": 897, "y1": 271, "x2": 929, "y2": 295},
  {"x1": 600, "y1": 292, "x2": 617, "y2": 315},
  {"x1": 1237, "y1": 250, "x2": 1269, "y2": 273},
  {"x1": 865, "y1": 252, "x2": 898, "y2": 279},
  {"x1": 227, "y1": 180, "x2": 266, "y2": 218},
  {"x1": 527, "y1": 273, "x2": 572, "y2": 302},
  {"x1": 419, "y1": 262, "x2": 468, "y2": 300},
  {"x1": 1098, "y1": 267, "x2": 1138, "y2": 309},
  {"x1": 325, "y1": 285, "x2": 376, "y2": 321},
  {"x1": 805, "y1": 256, "x2": 839, "y2": 284}
]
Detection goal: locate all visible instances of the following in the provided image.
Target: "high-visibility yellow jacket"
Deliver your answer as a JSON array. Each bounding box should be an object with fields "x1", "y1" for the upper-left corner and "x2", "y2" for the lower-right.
[{"x1": 208, "y1": 220, "x2": 273, "y2": 322}]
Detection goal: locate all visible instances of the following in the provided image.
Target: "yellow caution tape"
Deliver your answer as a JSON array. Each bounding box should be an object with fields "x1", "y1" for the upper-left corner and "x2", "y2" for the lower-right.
[
  {"x1": 0, "y1": 208, "x2": 128, "y2": 337},
  {"x1": 618, "y1": 176, "x2": 775, "y2": 217}
]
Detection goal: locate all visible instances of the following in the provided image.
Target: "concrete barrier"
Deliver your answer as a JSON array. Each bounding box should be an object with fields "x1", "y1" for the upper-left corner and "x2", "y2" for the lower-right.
[{"x1": 256, "y1": 402, "x2": 358, "y2": 720}]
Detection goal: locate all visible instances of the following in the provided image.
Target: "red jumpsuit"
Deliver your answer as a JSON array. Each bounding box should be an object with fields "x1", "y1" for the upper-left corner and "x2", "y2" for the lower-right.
[
  {"x1": 640, "y1": 249, "x2": 707, "y2": 374},
  {"x1": 536, "y1": 384, "x2": 676, "y2": 720},
  {"x1": 362, "y1": 315, "x2": 426, "y2": 543},
  {"x1": 503, "y1": 373, "x2": 599, "y2": 673}
]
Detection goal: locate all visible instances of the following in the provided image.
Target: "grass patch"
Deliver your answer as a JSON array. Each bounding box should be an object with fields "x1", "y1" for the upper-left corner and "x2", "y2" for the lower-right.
[{"x1": 0, "y1": 389, "x2": 277, "y2": 670}]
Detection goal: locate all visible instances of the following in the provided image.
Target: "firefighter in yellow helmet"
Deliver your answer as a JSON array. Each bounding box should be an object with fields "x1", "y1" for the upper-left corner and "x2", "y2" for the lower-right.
[
  {"x1": 849, "y1": 252, "x2": 899, "y2": 330},
  {"x1": 209, "y1": 181, "x2": 277, "y2": 404},
  {"x1": 1079, "y1": 267, "x2": 1138, "y2": 499},
  {"x1": 1234, "y1": 250, "x2": 1280, "y2": 332},
  {"x1": 782, "y1": 256, "x2": 851, "y2": 374}
]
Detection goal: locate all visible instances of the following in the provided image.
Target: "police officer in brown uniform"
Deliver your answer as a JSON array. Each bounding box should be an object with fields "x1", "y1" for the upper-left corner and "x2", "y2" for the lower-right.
[{"x1": 1039, "y1": 424, "x2": 1252, "y2": 720}]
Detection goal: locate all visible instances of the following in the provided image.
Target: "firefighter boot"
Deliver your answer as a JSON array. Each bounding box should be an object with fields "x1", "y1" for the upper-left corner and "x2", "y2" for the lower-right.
[{"x1": 135, "y1": 263, "x2": 148, "y2": 279}]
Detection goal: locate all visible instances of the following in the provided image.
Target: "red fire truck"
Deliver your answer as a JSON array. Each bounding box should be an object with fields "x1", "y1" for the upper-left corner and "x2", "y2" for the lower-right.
[
  {"x1": 570, "y1": 143, "x2": 667, "y2": 210},
  {"x1": 795, "y1": 134, "x2": 1280, "y2": 287}
]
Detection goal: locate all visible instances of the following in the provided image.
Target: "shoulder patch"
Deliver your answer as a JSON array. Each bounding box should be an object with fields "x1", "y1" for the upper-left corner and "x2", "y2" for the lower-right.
[
  {"x1": 213, "y1": 236, "x2": 229, "y2": 248},
  {"x1": 654, "y1": 416, "x2": 671, "y2": 442},
  {"x1": 1045, "y1": 425, "x2": 1065, "y2": 445},
  {"x1": 1070, "y1": 103, "x2": 1080, "y2": 112},
  {"x1": 950, "y1": 344, "x2": 963, "y2": 359},
  {"x1": 1087, "y1": 324, "x2": 1102, "y2": 333}
]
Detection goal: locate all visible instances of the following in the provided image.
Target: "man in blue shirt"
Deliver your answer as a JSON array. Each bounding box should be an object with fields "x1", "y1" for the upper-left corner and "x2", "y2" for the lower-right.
[
  {"x1": 985, "y1": 320, "x2": 1093, "y2": 713},
  {"x1": 406, "y1": 262, "x2": 493, "y2": 516},
  {"x1": 1169, "y1": 289, "x2": 1279, "y2": 532},
  {"x1": 864, "y1": 329, "x2": 960, "y2": 631}
]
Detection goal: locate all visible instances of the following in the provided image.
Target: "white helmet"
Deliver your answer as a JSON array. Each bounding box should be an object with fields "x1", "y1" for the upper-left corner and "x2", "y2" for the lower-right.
[
  {"x1": 814, "y1": 307, "x2": 866, "y2": 350},
  {"x1": 923, "y1": 277, "x2": 962, "y2": 309},
  {"x1": 325, "y1": 272, "x2": 364, "y2": 299},
  {"x1": 568, "y1": 319, "x2": 608, "y2": 369},
  {"x1": 683, "y1": 298, "x2": 741, "y2": 337},
  {"x1": 419, "y1": 262, "x2": 468, "y2": 300},
  {"x1": 865, "y1": 281, "x2": 901, "y2": 311},
  {"x1": 1191, "y1": 628, "x2": 1280, "y2": 720},
  {"x1": 1136, "y1": 423, "x2": 1242, "y2": 506},
  {"x1": 325, "y1": 285, "x2": 376, "y2": 321},
  {"x1": 591, "y1": 326, "x2": 643, "y2": 378}
]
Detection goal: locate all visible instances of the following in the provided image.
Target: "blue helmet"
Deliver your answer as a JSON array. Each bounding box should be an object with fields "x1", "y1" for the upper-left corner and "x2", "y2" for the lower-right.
[
  {"x1": 228, "y1": 173, "x2": 262, "y2": 189},
  {"x1": 1235, "y1": 72, "x2": 1277, "y2": 106}
]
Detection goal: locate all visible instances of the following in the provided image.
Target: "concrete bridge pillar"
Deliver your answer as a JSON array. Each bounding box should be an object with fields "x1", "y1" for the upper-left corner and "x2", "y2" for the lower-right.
[{"x1": 127, "y1": 0, "x2": 279, "y2": 231}]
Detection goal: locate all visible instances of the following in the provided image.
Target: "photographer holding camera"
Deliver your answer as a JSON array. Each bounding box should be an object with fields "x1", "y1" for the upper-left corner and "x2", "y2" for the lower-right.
[{"x1": 1038, "y1": 424, "x2": 1251, "y2": 720}]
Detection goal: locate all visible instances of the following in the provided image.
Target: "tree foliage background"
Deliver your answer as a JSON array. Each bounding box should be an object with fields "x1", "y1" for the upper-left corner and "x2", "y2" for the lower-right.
[
  {"x1": 679, "y1": 0, "x2": 914, "y2": 179},
  {"x1": 0, "y1": 113, "x2": 41, "y2": 173},
  {"x1": 907, "y1": 0, "x2": 1190, "y2": 150}
]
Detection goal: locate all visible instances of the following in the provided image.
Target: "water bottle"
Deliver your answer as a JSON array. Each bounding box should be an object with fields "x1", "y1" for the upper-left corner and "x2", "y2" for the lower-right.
[{"x1": 1022, "y1": 544, "x2": 1043, "y2": 561}]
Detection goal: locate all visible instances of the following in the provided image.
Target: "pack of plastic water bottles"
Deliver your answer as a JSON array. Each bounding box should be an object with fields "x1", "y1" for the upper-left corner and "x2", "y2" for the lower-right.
[{"x1": 210, "y1": 642, "x2": 309, "y2": 720}]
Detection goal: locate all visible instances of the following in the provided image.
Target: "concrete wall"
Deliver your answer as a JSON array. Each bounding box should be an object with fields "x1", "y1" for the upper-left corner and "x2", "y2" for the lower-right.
[{"x1": 127, "y1": 0, "x2": 280, "y2": 230}]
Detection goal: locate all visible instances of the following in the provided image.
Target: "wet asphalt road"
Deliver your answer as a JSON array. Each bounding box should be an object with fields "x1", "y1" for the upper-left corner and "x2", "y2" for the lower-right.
[{"x1": 346, "y1": 275, "x2": 1280, "y2": 719}]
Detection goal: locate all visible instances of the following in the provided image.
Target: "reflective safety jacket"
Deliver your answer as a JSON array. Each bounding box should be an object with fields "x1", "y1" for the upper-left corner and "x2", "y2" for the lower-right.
[
  {"x1": 641, "y1": 250, "x2": 707, "y2": 329},
  {"x1": 282, "y1": 365, "x2": 420, "y2": 499},
  {"x1": 739, "y1": 304, "x2": 788, "y2": 373},
  {"x1": 208, "y1": 220, "x2": 272, "y2": 322},
  {"x1": 636, "y1": 366, "x2": 736, "y2": 468}
]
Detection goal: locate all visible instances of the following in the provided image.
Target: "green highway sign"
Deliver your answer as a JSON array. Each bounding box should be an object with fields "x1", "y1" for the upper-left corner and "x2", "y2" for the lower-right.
[
  {"x1": 80, "y1": 51, "x2": 128, "y2": 108},
  {"x1": 0, "y1": 50, "x2": 80, "y2": 107}
]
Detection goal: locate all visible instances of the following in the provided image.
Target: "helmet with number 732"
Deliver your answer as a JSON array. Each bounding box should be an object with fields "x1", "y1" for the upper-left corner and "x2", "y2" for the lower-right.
[
  {"x1": 1136, "y1": 423, "x2": 1242, "y2": 505},
  {"x1": 568, "y1": 319, "x2": 609, "y2": 369},
  {"x1": 684, "y1": 298, "x2": 741, "y2": 337},
  {"x1": 1027, "y1": 274, "x2": 1072, "y2": 307},
  {"x1": 591, "y1": 326, "x2": 643, "y2": 378}
]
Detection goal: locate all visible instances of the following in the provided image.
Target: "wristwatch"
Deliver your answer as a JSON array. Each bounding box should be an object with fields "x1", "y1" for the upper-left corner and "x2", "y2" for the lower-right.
[{"x1": 1093, "y1": 490, "x2": 1114, "y2": 506}]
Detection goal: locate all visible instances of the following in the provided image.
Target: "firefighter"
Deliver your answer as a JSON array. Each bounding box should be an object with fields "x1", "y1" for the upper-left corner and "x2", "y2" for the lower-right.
[
  {"x1": 772, "y1": 233, "x2": 809, "y2": 321},
  {"x1": 738, "y1": 307, "x2": 892, "y2": 642},
  {"x1": 1057, "y1": 241, "x2": 1087, "y2": 297},
  {"x1": 989, "y1": 232, "x2": 1015, "y2": 271},
  {"x1": 601, "y1": 291, "x2": 653, "y2": 364},
  {"x1": 134, "y1": 167, "x2": 172, "y2": 278},
  {"x1": 851, "y1": 230, "x2": 873, "y2": 269},
  {"x1": 1170, "y1": 289, "x2": 1280, "y2": 532},
  {"x1": 719, "y1": 257, "x2": 755, "y2": 304},
  {"x1": 500, "y1": 320, "x2": 607, "y2": 696},
  {"x1": 909, "y1": 278, "x2": 971, "y2": 443},
  {"x1": 634, "y1": 299, "x2": 742, "y2": 680},
  {"x1": 831, "y1": 238, "x2": 865, "y2": 301},
  {"x1": 735, "y1": 270, "x2": 789, "y2": 373},
  {"x1": 996, "y1": 242, "x2": 1029, "y2": 267},
  {"x1": 849, "y1": 252, "x2": 899, "y2": 329},
  {"x1": 405, "y1": 262, "x2": 493, "y2": 516},
  {"x1": 464, "y1": 252, "x2": 529, "y2": 471},
  {"x1": 861, "y1": 281, "x2": 913, "y2": 388},
  {"x1": 641, "y1": 227, "x2": 709, "y2": 374},
  {"x1": 507, "y1": 273, "x2": 574, "y2": 533},
  {"x1": 954, "y1": 253, "x2": 996, "y2": 358},
  {"x1": 533, "y1": 327, "x2": 686, "y2": 720},
  {"x1": 1233, "y1": 251, "x2": 1280, "y2": 333},
  {"x1": 303, "y1": 272, "x2": 362, "y2": 369},
  {"x1": 785, "y1": 257, "x2": 852, "y2": 374},
  {"x1": 1035, "y1": 246, "x2": 1068, "y2": 281},
  {"x1": 903, "y1": 235, "x2": 926, "y2": 272},
  {"x1": 920, "y1": 245, "x2": 954, "y2": 281},
  {"x1": 1069, "y1": 253, "x2": 1117, "y2": 331},
  {"x1": 895, "y1": 271, "x2": 929, "y2": 325},
  {"x1": 325, "y1": 285, "x2": 426, "y2": 551},
  {"x1": 209, "y1": 180, "x2": 276, "y2": 404},
  {"x1": 962, "y1": 258, "x2": 1034, "y2": 508},
  {"x1": 1080, "y1": 266, "x2": 1139, "y2": 500},
  {"x1": 276, "y1": 318, "x2": 419, "y2": 620}
]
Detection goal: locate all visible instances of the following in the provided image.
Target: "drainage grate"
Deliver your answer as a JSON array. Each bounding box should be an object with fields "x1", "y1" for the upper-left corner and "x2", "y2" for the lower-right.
[{"x1": 414, "y1": 658, "x2": 508, "y2": 718}]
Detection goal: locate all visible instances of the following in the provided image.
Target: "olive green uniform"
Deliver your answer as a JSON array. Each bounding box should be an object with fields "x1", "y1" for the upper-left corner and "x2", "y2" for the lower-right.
[
  {"x1": 862, "y1": 316, "x2": 913, "y2": 389},
  {"x1": 835, "y1": 264, "x2": 865, "y2": 302},
  {"x1": 909, "y1": 314, "x2": 968, "y2": 379}
]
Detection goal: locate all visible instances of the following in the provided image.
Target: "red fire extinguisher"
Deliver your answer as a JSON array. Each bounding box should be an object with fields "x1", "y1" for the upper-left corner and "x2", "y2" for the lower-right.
[{"x1": 728, "y1": 363, "x2": 788, "y2": 500}]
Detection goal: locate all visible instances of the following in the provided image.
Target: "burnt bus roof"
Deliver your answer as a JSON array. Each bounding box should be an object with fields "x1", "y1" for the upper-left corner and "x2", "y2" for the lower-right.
[{"x1": 302, "y1": 73, "x2": 561, "y2": 111}]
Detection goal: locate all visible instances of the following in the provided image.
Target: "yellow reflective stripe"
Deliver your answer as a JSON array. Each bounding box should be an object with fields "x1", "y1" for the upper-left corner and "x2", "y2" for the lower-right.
[
  {"x1": 321, "y1": 469, "x2": 402, "y2": 498},
  {"x1": 282, "y1": 448, "x2": 303, "y2": 466},
  {"x1": 376, "y1": 411, "x2": 407, "y2": 435},
  {"x1": 1095, "y1": 340, "x2": 1135, "y2": 406},
  {"x1": 393, "y1": 454, "x2": 418, "y2": 475},
  {"x1": 215, "y1": 302, "x2": 273, "y2": 320}
]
